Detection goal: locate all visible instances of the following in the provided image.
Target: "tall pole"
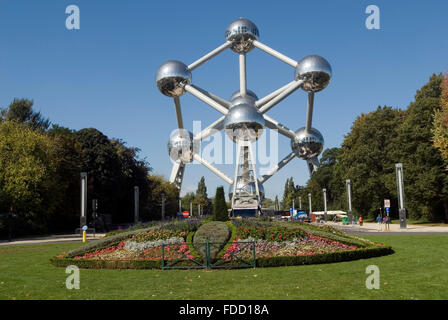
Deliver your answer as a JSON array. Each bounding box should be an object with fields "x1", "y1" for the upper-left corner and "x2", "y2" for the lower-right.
[
  {"x1": 346, "y1": 179, "x2": 353, "y2": 224},
  {"x1": 134, "y1": 186, "x2": 139, "y2": 224},
  {"x1": 190, "y1": 201, "x2": 193, "y2": 218},
  {"x1": 179, "y1": 198, "x2": 182, "y2": 215},
  {"x1": 308, "y1": 193, "x2": 312, "y2": 217},
  {"x1": 299, "y1": 196, "x2": 302, "y2": 210},
  {"x1": 323, "y1": 188, "x2": 327, "y2": 222},
  {"x1": 80, "y1": 172, "x2": 87, "y2": 230},
  {"x1": 292, "y1": 198, "x2": 295, "y2": 211},
  {"x1": 395, "y1": 163, "x2": 407, "y2": 229}
]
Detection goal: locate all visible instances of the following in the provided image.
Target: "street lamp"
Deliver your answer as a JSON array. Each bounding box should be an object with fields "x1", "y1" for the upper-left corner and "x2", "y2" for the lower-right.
[
  {"x1": 346, "y1": 179, "x2": 352, "y2": 224},
  {"x1": 308, "y1": 193, "x2": 312, "y2": 217},
  {"x1": 323, "y1": 188, "x2": 327, "y2": 222},
  {"x1": 395, "y1": 163, "x2": 407, "y2": 229},
  {"x1": 80, "y1": 172, "x2": 88, "y2": 230}
]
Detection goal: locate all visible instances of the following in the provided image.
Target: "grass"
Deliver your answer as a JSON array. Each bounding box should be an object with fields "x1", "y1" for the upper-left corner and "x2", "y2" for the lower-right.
[{"x1": 0, "y1": 235, "x2": 447, "y2": 300}]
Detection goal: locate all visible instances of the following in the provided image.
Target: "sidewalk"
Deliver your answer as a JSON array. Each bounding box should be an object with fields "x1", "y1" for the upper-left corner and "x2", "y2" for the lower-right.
[
  {"x1": 0, "y1": 233, "x2": 106, "y2": 247},
  {"x1": 327, "y1": 221, "x2": 448, "y2": 234}
]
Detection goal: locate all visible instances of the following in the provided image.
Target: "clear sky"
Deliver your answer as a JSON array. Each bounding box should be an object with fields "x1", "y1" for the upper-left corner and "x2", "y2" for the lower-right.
[{"x1": 1, "y1": 0, "x2": 447, "y2": 200}]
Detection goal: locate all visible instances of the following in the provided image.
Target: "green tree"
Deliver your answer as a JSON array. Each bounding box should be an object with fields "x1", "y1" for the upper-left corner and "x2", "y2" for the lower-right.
[
  {"x1": 338, "y1": 106, "x2": 405, "y2": 219},
  {"x1": 281, "y1": 177, "x2": 296, "y2": 210},
  {"x1": 433, "y1": 73, "x2": 448, "y2": 168},
  {"x1": 0, "y1": 121, "x2": 60, "y2": 236},
  {"x1": 394, "y1": 74, "x2": 448, "y2": 221},
  {"x1": 1, "y1": 98, "x2": 50, "y2": 131},
  {"x1": 145, "y1": 175, "x2": 179, "y2": 220},
  {"x1": 195, "y1": 176, "x2": 211, "y2": 215},
  {"x1": 212, "y1": 186, "x2": 228, "y2": 221}
]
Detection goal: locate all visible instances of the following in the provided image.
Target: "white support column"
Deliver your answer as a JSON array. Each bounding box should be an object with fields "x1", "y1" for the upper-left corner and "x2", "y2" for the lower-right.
[
  {"x1": 253, "y1": 40, "x2": 298, "y2": 67},
  {"x1": 305, "y1": 92, "x2": 315, "y2": 133},
  {"x1": 247, "y1": 142, "x2": 260, "y2": 202},
  {"x1": 188, "y1": 85, "x2": 231, "y2": 109},
  {"x1": 173, "y1": 97, "x2": 184, "y2": 129},
  {"x1": 193, "y1": 153, "x2": 233, "y2": 184},
  {"x1": 258, "y1": 80, "x2": 303, "y2": 114},
  {"x1": 255, "y1": 80, "x2": 298, "y2": 108},
  {"x1": 169, "y1": 162, "x2": 185, "y2": 189},
  {"x1": 231, "y1": 141, "x2": 242, "y2": 209},
  {"x1": 239, "y1": 53, "x2": 247, "y2": 97},
  {"x1": 306, "y1": 156, "x2": 320, "y2": 176},
  {"x1": 184, "y1": 84, "x2": 229, "y2": 115},
  {"x1": 188, "y1": 41, "x2": 232, "y2": 71},
  {"x1": 259, "y1": 151, "x2": 296, "y2": 184},
  {"x1": 264, "y1": 115, "x2": 297, "y2": 140},
  {"x1": 193, "y1": 116, "x2": 225, "y2": 142}
]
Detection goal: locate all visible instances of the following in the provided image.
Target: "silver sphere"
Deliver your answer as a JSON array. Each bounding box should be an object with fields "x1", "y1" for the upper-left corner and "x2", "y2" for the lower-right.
[
  {"x1": 291, "y1": 127, "x2": 324, "y2": 160},
  {"x1": 294, "y1": 55, "x2": 332, "y2": 92},
  {"x1": 167, "y1": 129, "x2": 195, "y2": 163},
  {"x1": 224, "y1": 103, "x2": 265, "y2": 142},
  {"x1": 155, "y1": 60, "x2": 192, "y2": 97},
  {"x1": 225, "y1": 18, "x2": 259, "y2": 53},
  {"x1": 229, "y1": 180, "x2": 265, "y2": 201},
  {"x1": 230, "y1": 89, "x2": 258, "y2": 106}
]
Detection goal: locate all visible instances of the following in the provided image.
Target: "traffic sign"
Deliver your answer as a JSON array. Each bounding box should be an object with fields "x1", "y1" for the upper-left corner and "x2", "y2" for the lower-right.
[
  {"x1": 384, "y1": 199, "x2": 390, "y2": 208},
  {"x1": 183, "y1": 211, "x2": 189, "y2": 218}
]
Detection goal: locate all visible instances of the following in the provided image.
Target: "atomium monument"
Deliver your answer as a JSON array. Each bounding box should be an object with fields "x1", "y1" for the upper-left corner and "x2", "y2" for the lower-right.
[{"x1": 156, "y1": 18, "x2": 332, "y2": 217}]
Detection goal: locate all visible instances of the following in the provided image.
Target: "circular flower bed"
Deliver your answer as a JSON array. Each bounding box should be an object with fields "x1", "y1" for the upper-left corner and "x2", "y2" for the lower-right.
[{"x1": 52, "y1": 219, "x2": 393, "y2": 269}]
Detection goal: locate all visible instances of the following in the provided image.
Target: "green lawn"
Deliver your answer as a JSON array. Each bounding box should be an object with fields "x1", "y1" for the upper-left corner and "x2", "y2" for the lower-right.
[{"x1": 1, "y1": 235, "x2": 447, "y2": 300}]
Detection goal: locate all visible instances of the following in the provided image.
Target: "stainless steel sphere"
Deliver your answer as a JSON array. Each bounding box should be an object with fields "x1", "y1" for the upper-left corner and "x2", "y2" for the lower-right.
[
  {"x1": 225, "y1": 18, "x2": 259, "y2": 53},
  {"x1": 229, "y1": 180, "x2": 265, "y2": 201},
  {"x1": 291, "y1": 127, "x2": 324, "y2": 160},
  {"x1": 167, "y1": 129, "x2": 195, "y2": 163},
  {"x1": 155, "y1": 60, "x2": 192, "y2": 97},
  {"x1": 224, "y1": 103, "x2": 265, "y2": 142},
  {"x1": 294, "y1": 55, "x2": 332, "y2": 92},
  {"x1": 230, "y1": 89, "x2": 258, "y2": 106}
]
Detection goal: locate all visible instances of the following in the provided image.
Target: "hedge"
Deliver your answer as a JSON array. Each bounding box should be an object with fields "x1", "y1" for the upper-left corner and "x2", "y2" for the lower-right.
[
  {"x1": 256, "y1": 244, "x2": 394, "y2": 268},
  {"x1": 193, "y1": 221, "x2": 230, "y2": 260},
  {"x1": 51, "y1": 243, "x2": 393, "y2": 270}
]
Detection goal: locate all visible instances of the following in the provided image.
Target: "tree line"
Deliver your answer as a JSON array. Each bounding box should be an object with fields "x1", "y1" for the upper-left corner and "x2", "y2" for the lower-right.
[
  {"x1": 0, "y1": 99, "x2": 179, "y2": 238},
  {"x1": 279, "y1": 73, "x2": 448, "y2": 222}
]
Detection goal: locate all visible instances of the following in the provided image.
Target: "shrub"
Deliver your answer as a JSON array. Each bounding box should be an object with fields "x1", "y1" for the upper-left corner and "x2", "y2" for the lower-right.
[
  {"x1": 193, "y1": 221, "x2": 230, "y2": 260},
  {"x1": 213, "y1": 186, "x2": 228, "y2": 221}
]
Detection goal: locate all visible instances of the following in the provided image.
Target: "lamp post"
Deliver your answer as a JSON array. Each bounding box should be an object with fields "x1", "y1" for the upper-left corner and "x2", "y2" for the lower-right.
[
  {"x1": 346, "y1": 179, "x2": 352, "y2": 224},
  {"x1": 161, "y1": 191, "x2": 166, "y2": 221},
  {"x1": 323, "y1": 188, "x2": 327, "y2": 222},
  {"x1": 308, "y1": 193, "x2": 312, "y2": 217},
  {"x1": 395, "y1": 163, "x2": 407, "y2": 229},
  {"x1": 80, "y1": 172, "x2": 87, "y2": 231}
]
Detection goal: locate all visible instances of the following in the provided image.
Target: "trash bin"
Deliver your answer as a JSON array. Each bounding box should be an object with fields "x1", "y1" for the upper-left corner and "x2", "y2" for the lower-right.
[{"x1": 342, "y1": 216, "x2": 349, "y2": 225}]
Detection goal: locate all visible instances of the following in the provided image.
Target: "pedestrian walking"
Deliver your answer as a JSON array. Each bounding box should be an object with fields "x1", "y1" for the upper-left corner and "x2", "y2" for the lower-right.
[{"x1": 376, "y1": 214, "x2": 382, "y2": 231}]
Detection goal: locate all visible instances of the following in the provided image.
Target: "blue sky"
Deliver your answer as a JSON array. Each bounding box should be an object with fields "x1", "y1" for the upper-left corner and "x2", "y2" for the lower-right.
[{"x1": 1, "y1": 0, "x2": 447, "y2": 200}]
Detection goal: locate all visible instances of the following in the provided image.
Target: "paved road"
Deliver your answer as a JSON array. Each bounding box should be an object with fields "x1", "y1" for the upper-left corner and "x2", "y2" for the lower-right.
[
  {"x1": 0, "y1": 234, "x2": 106, "y2": 247},
  {"x1": 327, "y1": 221, "x2": 448, "y2": 235},
  {"x1": 1, "y1": 221, "x2": 447, "y2": 247}
]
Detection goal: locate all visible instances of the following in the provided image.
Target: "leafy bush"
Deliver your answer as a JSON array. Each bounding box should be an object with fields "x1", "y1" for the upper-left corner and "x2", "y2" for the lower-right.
[
  {"x1": 256, "y1": 244, "x2": 394, "y2": 268},
  {"x1": 193, "y1": 221, "x2": 230, "y2": 260}
]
